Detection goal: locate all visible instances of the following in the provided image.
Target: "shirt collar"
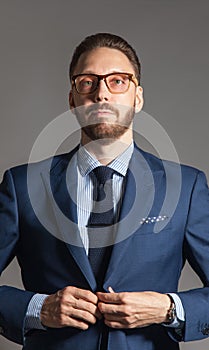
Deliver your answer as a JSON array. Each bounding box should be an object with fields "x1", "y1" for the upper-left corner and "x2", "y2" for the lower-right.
[{"x1": 77, "y1": 142, "x2": 134, "y2": 177}]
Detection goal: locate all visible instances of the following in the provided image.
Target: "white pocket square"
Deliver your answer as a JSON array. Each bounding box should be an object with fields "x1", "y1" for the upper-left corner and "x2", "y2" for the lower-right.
[{"x1": 140, "y1": 215, "x2": 168, "y2": 225}]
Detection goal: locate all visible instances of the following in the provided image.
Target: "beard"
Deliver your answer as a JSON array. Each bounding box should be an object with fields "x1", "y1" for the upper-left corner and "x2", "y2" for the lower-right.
[{"x1": 75, "y1": 103, "x2": 135, "y2": 142}]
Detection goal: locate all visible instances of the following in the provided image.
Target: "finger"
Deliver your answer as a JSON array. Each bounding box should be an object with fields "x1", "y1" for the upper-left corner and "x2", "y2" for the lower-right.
[
  {"x1": 98, "y1": 302, "x2": 126, "y2": 315},
  {"x1": 67, "y1": 287, "x2": 98, "y2": 305},
  {"x1": 69, "y1": 319, "x2": 89, "y2": 330},
  {"x1": 58, "y1": 287, "x2": 98, "y2": 307},
  {"x1": 70, "y1": 296, "x2": 98, "y2": 316},
  {"x1": 62, "y1": 315, "x2": 90, "y2": 330},
  {"x1": 108, "y1": 286, "x2": 115, "y2": 293},
  {"x1": 53, "y1": 301, "x2": 98, "y2": 325},
  {"x1": 68, "y1": 307, "x2": 97, "y2": 325},
  {"x1": 105, "y1": 318, "x2": 152, "y2": 329},
  {"x1": 73, "y1": 299, "x2": 102, "y2": 320},
  {"x1": 41, "y1": 290, "x2": 99, "y2": 329},
  {"x1": 58, "y1": 293, "x2": 101, "y2": 322},
  {"x1": 104, "y1": 319, "x2": 127, "y2": 329},
  {"x1": 105, "y1": 319, "x2": 150, "y2": 329},
  {"x1": 97, "y1": 292, "x2": 122, "y2": 304},
  {"x1": 104, "y1": 316, "x2": 141, "y2": 329},
  {"x1": 103, "y1": 313, "x2": 125, "y2": 322},
  {"x1": 40, "y1": 300, "x2": 92, "y2": 329}
]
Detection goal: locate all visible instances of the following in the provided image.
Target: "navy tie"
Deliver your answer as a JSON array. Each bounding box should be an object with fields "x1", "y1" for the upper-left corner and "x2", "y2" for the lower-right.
[{"x1": 87, "y1": 166, "x2": 115, "y2": 290}]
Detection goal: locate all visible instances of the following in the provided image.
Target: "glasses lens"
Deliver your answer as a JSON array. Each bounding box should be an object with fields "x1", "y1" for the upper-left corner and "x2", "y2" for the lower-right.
[
  {"x1": 75, "y1": 75, "x2": 98, "y2": 94},
  {"x1": 106, "y1": 73, "x2": 130, "y2": 93}
]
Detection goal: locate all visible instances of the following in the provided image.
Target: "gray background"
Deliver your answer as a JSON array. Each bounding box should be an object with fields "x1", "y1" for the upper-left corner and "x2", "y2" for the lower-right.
[{"x1": 0, "y1": 0, "x2": 209, "y2": 349}]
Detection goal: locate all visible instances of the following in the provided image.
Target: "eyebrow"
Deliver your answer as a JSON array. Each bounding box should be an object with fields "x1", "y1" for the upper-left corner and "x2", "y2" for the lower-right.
[{"x1": 76, "y1": 70, "x2": 130, "y2": 75}]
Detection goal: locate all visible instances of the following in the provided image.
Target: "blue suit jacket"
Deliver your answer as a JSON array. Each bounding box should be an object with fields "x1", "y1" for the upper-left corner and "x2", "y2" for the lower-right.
[{"x1": 0, "y1": 144, "x2": 209, "y2": 350}]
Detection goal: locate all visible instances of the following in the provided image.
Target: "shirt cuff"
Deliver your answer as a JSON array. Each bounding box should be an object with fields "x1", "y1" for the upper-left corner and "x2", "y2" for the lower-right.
[
  {"x1": 24, "y1": 293, "x2": 48, "y2": 332},
  {"x1": 163, "y1": 293, "x2": 185, "y2": 328}
]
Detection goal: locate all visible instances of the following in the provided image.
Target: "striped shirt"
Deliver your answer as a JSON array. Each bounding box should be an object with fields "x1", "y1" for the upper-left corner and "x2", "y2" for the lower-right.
[{"x1": 77, "y1": 142, "x2": 133, "y2": 253}]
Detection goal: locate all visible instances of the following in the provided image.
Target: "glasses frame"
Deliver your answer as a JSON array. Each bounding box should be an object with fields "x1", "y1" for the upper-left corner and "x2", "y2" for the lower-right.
[{"x1": 71, "y1": 72, "x2": 138, "y2": 95}]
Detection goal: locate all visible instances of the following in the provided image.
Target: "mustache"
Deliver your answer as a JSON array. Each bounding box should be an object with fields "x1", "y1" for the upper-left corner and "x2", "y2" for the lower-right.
[{"x1": 85, "y1": 103, "x2": 119, "y2": 117}]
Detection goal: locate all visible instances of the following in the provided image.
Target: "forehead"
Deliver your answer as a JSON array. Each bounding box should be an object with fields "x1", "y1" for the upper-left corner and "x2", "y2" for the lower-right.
[{"x1": 73, "y1": 47, "x2": 135, "y2": 75}]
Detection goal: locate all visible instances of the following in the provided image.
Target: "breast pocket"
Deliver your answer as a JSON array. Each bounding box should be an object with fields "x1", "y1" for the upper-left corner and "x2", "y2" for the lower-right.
[
  {"x1": 134, "y1": 215, "x2": 172, "y2": 236},
  {"x1": 131, "y1": 218, "x2": 181, "y2": 271}
]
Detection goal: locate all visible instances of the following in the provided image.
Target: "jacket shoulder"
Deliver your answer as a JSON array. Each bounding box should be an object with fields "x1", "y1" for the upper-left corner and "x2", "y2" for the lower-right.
[
  {"x1": 135, "y1": 144, "x2": 204, "y2": 181},
  {"x1": 8, "y1": 146, "x2": 79, "y2": 179}
]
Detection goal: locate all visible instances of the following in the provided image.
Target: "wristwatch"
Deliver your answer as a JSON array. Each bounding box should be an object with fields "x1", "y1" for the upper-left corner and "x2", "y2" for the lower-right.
[{"x1": 165, "y1": 294, "x2": 176, "y2": 324}]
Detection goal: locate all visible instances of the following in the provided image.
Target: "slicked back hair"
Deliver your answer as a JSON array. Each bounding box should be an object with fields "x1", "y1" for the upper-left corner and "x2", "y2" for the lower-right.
[{"x1": 69, "y1": 33, "x2": 141, "y2": 85}]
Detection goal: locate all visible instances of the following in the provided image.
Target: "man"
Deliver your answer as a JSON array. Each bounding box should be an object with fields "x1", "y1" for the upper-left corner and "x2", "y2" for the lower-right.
[{"x1": 0, "y1": 33, "x2": 209, "y2": 350}]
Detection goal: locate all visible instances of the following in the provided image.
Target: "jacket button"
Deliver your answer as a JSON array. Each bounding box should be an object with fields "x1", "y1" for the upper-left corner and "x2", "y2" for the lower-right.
[{"x1": 0, "y1": 326, "x2": 4, "y2": 334}]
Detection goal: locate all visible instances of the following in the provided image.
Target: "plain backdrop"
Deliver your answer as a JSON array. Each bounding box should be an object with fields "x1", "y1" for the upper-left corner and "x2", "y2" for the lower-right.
[{"x1": 0, "y1": 1, "x2": 209, "y2": 349}]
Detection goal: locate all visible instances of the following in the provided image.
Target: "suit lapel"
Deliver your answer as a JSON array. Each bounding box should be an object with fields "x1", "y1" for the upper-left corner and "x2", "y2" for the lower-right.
[
  {"x1": 104, "y1": 146, "x2": 164, "y2": 289},
  {"x1": 41, "y1": 149, "x2": 96, "y2": 290}
]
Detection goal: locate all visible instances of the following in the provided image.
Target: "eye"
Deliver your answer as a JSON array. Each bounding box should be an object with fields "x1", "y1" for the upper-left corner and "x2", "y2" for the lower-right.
[
  {"x1": 81, "y1": 79, "x2": 93, "y2": 87},
  {"x1": 111, "y1": 78, "x2": 125, "y2": 85},
  {"x1": 77, "y1": 76, "x2": 96, "y2": 92},
  {"x1": 108, "y1": 74, "x2": 128, "y2": 86},
  {"x1": 115, "y1": 79, "x2": 124, "y2": 85}
]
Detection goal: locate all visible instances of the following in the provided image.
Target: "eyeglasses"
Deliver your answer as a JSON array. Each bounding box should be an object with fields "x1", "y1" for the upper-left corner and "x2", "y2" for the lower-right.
[{"x1": 71, "y1": 72, "x2": 138, "y2": 95}]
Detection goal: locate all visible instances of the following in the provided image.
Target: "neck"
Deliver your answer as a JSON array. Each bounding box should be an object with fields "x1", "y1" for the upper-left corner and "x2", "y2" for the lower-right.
[{"x1": 81, "y1": 130, "x2": 133, "y2": 165}]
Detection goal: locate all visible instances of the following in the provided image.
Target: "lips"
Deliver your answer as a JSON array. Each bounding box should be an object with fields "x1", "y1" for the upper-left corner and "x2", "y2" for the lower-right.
[
  {"x1": 96, "y1": 109, "x2": 115, "y2": 115},
  {"x1": 88, "y1": 109, "x2": 116, "y2": 122}
]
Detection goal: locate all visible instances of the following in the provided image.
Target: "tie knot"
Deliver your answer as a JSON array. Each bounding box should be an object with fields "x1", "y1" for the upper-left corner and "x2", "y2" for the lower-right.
[{"x1": 91, "y1": 166, "x2": 115, "y2": 185}]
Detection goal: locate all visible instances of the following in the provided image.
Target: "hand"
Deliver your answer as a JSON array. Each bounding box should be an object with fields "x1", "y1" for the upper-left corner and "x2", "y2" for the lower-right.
[
  {"x1": 40, "y1": 286, "x2": 101, "y2": 330},
  {"x1": 97, "y1": 291, "x2": 170, "y2": 329}
]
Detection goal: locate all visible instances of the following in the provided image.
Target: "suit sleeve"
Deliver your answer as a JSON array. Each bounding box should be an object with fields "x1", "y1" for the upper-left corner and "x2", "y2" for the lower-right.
[
  {"x1": 0, "y1": 170, "x2": 34, "y2": 344},
  {"x1": 177, "y1": 170, "x2": 209, "y2": 341}
]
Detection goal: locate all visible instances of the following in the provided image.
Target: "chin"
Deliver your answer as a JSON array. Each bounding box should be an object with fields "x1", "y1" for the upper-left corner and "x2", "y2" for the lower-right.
[{"x1": 83, "y1": 123, "x2": 128, "y2": 141}]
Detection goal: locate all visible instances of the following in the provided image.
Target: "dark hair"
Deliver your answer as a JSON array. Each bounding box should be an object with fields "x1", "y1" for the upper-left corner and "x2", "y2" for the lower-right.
[{"x1": 69, "y1": 33, "x2": 141, "y2": 85}]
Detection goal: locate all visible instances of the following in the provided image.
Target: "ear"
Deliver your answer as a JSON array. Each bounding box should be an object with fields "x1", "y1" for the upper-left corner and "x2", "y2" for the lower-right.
[
  {"x1": 69, "y1": 90, "x2": 75, "y2": 114},
  {"x1": 134, "y1": 86, "x2": 144, "y2": 113}
]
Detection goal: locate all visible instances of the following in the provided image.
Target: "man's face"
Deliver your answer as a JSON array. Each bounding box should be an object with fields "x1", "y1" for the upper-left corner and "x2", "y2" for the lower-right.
[{"x1": 69, "y1": 47, "x2": 143, "y2": 143}]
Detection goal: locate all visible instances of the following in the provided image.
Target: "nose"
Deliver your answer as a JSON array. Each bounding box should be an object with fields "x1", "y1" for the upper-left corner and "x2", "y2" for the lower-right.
[{"x1": 94, "y1": 79, "x2": 110, "y2": 102}]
